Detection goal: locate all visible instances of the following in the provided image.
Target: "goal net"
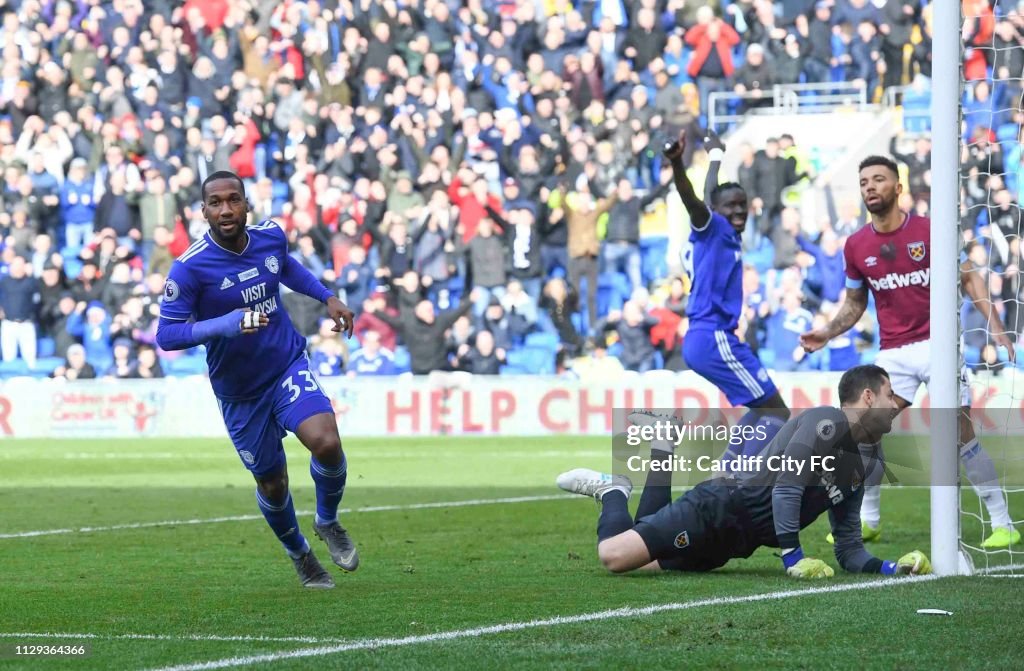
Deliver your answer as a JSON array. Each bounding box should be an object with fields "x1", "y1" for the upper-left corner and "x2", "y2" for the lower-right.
[{"x1": 955, "y1": 0, "x2": 1024, "y2": 575}]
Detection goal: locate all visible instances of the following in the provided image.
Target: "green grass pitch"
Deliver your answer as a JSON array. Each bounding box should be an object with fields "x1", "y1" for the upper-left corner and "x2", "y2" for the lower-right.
[{"x1": 0, "y1": 436, "x2": 1022, "y2": 670}]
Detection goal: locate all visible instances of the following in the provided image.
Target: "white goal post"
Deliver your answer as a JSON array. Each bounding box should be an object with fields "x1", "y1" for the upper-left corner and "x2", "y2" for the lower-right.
[{"x1": 930, "y1": 0, "x2": 963, "y2": 577}]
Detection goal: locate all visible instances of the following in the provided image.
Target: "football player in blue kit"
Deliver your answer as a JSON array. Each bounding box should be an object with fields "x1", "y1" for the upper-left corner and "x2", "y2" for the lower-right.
[
  {"x1": 156, "y1": 171, "x2": 357, "y2": 589},
  {"x1": 661, "y1": 131, "x2": 790, "y2": 463}
]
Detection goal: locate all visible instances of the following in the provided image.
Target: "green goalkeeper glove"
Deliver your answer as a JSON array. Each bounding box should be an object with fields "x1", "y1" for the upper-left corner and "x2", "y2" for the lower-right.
[
  {"x1": 896, "y1": 550, "x2": 932, "y2": 576},
  {"x1": 786, "y1": 557, "x2": 835, "y2": 579}
]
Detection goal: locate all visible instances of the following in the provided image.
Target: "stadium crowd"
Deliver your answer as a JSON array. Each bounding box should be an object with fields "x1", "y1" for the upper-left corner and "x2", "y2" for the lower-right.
[{"x1": 0, "y1": 0, "x2": 1018, "y2": 380}]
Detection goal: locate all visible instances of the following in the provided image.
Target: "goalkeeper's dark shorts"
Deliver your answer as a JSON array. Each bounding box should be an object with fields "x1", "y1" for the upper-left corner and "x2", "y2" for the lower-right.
[{"x1": 634, "y1": 479, "x2": 756, "y2": 572}]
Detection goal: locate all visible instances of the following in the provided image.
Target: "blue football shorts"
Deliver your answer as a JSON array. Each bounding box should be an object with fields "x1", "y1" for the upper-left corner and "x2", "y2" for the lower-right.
[{"x1": 217, "y1": 356, "x2": 335, "y2": 477}]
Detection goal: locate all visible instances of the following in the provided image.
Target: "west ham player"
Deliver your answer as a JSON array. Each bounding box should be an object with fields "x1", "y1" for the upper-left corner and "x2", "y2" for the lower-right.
[
  {"x1": 558, "y1": 366, "x2": 932, "y2": 577},
  {"x1": 658, "y1": 131, "x2": 789, "y2": 461},
  {"x1": 156, "y1": 171, "x2": 359, "y2": 588},
  {"x1": 801, "y1": 156, "x2": 1019, "y2": 549}
]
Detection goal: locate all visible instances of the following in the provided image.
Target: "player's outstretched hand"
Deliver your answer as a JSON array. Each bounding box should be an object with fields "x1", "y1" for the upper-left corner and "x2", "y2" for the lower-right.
[
  {"x1": 786, "y1": 557, "x2": 835, "y2": 579},
  {"x1": 662, "y1": 129, "x2": 686, "y2": 161},
  {"x1": 240, "y1": 308, "x2": 269, "y2": 335},
  {"x1": 799, "y1": 327, "x2": 830, "y2": 353},
  {"x1": 704, "y1": 130, "x2": 726, "y2": 154},
  {"x1": 896, "y1": 550, "x2": 932, "y2": 576},
  {"x1": 993, "y1": 331, "x2": 1017, "y2": 364},
  {"x1": 327, "y1": 296, "x2": 355, "y2": 338}
]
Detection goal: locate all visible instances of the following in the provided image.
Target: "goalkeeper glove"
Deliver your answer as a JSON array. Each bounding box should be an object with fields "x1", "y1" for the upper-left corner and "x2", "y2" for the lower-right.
[
  {"x1": 786, "y1": 557, "x2": 836, "y2": 579},
  {"x1": 895, "y1": 550, "x2": 932, "y2": 576}
]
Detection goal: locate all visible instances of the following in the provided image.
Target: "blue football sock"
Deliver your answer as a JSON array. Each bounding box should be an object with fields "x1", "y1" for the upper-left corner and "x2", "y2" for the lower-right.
[
  {"x1": 597, "y1": 490, "x2": 633, "y2": 542},
  {"x1": 255, "y1": 489, "x2": 308, "y2": 558},
  {"x1": 310, "y1": 454, "x2": 347, "y2": 526},
  {"x1": 635, "y1": 460, "x2": 673, "y2": 523}
]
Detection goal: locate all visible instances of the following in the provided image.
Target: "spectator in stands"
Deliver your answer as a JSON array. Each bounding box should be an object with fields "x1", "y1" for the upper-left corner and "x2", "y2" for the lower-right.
[
  {"x1": 890, "y1": 133, "x2": 932, "y2": 203},
  {"x1": 51, "y1": 343, "x2": 96, "y2": 381},
  {"x1": 0, "y1": 255, "x2": 39, "y2": 368},
  {"x1": 604, "y1": 177, "x2": 671, "y2": 292},
  {"x1": 798, "y1": 226, "x2": 845, "y2": 305},
  {"x1": 459, "y1": 217, "x2": 508, "y2": 317},
  {"x1": 771, "y1": 207, "x2": 803, "y2": 270},
  {"x1": 487, "y1": 202, "x2": 545, "y2": 300},
  {"x1": 105, "y1": 338, "x2": 136, "y2": 379},
  {"x1": 94, "y1": 172, "x2": 140, "y2": 251},
  {"x1": 348, "y1": 329, "x2": 397, "y2": 377},
  {"x1": 595, "y1": 300, "x2": 660, "y2": 373},
  {"x1": 340, "y1": 245, "x2": 374, "y2": 312},
  {"x1": 130, "y1": 343, "x2": 164, "y2": 379},
  {"x1": 454, "y1": 329, "x2": 506, "y2": 375},
  {"x1": 132, "y1": 171, "x2": 177, "y2": 264},
  {"x1": 501, "y1": 279, "x2": 540, "y2": 344},
  {"x1": 751, "y1": 138, "x2": 799, "y2": 232},
  {"x1": 540, "y1": 277, "x2": 583, "y2": 357},
  {"x1": 562, "y1": 176, "x2": 617, "y2": 330},
  {"x1": 849, "y1": 20, "x2": 883, "y2": 99},
  {"x1": 355, "y1": 290, "x2": 398, "y2": 352},
  {"x1": 370, "y1": 296, "x2": 474, "y2": 375},
  {"x1": 66, "y1": 301, "x2": 112, "y2": 371},
  {"x1": 685, "y1": 6, "x2": 741, "y2": 123},
  {"x1": 732, "y1": 44, "x2": 775, "y2": 113},
  {"x1": 60, "y1": 157, "x2": 97, "y2": 250},
  {"x1": 766, "y1": 291, "x2": 815, "y2": 372}
]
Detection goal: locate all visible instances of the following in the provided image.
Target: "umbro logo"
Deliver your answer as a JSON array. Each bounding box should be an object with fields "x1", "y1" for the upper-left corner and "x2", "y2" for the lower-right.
[
  {"x1": 865, "y1": 256, "x2": 878, "y2": 267},
  {"x1": 220, "y1": 277, "x2": 235, "y2": 290}
]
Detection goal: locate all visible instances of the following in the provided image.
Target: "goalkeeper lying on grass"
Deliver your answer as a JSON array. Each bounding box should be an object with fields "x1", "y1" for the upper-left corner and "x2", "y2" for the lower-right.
[{"x1": 558, "y1": 364, "x2": 931, "y2": 578}]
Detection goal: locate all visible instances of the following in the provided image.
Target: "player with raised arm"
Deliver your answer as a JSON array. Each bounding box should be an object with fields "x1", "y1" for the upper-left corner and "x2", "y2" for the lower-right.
[
  {"x1": 644, "y1": 131, "x2": 789, "y2": 462},
  {"x1": 156, "y1": 171, "x2": 359, "y2": 589},
  {"x1": 800, "y1": 156, "x2": 1019, "y2": 549},
  {"x1": 557, "y1": 365, "x2": 931, "y2": 578}
]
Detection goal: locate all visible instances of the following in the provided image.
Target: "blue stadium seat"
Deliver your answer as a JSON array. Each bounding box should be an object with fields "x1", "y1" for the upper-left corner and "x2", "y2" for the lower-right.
[
  {"x1": 571, "y1": 311, "x2": 586, "y2": 335},
  {"x1": 37, "y1": 337, "x2": 55, "y2": 358},
  {"x1": 652, "y1": 350, "x2": 664, "y2": 370},
  {"x1": 524, "y1": 332, "x2": 559, "y2": 350},
  {"x1": 64, "y1": 258, "x2": 83, "y2": 280},
  {"x1": 506, "y1": 346, "x2": 554, "y2": 374},
  {"x1": 500, "y1": 363, "x2": 530, "y2": 375},
  {"x1": 639, "y1": 236, "x2": 669, "y2": 285},
  {"x1": 392, "y1": 346, "x2": 411, "y2": 373},
  {"x1": 0, "y1": 359, "x2": 29, "y2": 377},
  {"x1": 165, "y1": 355, "x2": 208, "y2": 376},
  {"x1": 33, "y1": 356, "x2": 64, "y2": 376},
  {"x1": 963, "y1": 345, "x2": 982, "y2": 368}
]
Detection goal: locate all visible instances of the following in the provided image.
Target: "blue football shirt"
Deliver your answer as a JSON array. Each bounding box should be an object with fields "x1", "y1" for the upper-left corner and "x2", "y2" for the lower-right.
[
  {"x1": 684, "y1": 211, "x2": 743, "y2": 331},
  {"x1": 160, "y1": 221, "x2": 307, "y2": 401}
]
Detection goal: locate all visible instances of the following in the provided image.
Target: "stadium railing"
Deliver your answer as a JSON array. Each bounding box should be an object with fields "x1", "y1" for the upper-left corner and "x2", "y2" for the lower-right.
[{"x1": 708, "y1": 81, "x2": 869, "y2": 133}]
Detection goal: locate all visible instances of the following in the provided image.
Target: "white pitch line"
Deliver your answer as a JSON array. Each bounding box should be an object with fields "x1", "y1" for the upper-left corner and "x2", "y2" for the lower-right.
[
  {"x1": 148, "y1": 575, "x2": 937, "y2": 671},
  {"x1": 0, "y1": 495, "x2": 573, "y2": 540},
  {"x1": 0, "y1": 632, "x2": 348, "y2": 644},
  {"x1": 976, "y1": 564, "x2": 1024, "y2": 575}
]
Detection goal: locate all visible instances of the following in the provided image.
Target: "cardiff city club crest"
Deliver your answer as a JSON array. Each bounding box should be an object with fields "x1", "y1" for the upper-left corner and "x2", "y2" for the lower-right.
[
  {"x1": 265, "y1": 255, "x2": 279, "y2": 274},
  {"x1": 907, "y1": 241, "x2": 926, "y2": 262}
]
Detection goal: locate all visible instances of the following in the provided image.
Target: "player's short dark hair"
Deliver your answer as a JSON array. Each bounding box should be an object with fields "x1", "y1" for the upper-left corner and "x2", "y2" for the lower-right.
[
  {"x1": 838, "y1": 364, "x2": 890, "y2": 406},
  {"x1": 858, "y1": 155, "x2": 900, "y2": 178},
  {"x1": 710, "y1": 181, "x2": 745, "y2": 205},
  {"x1": 201, "y1": 170, "x2": 246, "y2": 201}
]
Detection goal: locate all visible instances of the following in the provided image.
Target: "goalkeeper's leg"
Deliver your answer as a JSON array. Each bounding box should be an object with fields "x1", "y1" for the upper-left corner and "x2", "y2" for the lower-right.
[
  {"x1": 959, "y1": 407, "x2": 1019, "y2": 548},
  {"x1": 634, "y1": 432, "x2": 676, "y2": 523}
]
